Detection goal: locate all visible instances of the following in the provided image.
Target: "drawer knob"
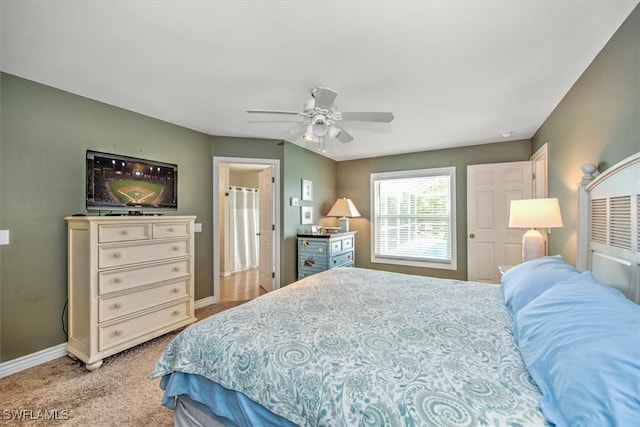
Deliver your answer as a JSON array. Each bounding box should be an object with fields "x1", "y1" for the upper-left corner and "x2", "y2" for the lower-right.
[
  {"x1": 318, "y1": 248, "x2": 323, "y2": 253},
  {"x1": 172, "y1": 246, "x2": 180, "y2": 251},
  {"x1": 168, "y1": 227, "x2": 174, "y2": 232},
  {"x1": 172, "y1": 288, "x2": 180, "y2": 293},
  {"x1": 114, "y1": 277, "x2": 123, "y2": 283},
  {"x1": 114, "y1": 329, "x2": 123, "y2": 336},
  {"x1": 114, "y1": 302, "x2": 123, "y2": 309},
  {"x1": 121, "y1": 230, "x2": 129, "y2": 235},
  {"x1": 173, "y1": 266, "x2": 181, "y2": 272},
  {"x1": 114, "y1": 252, "x2": 123, "y2": 258},
  {"x1": 172, "y1": 309, "x2": 180, "y2": 315}
]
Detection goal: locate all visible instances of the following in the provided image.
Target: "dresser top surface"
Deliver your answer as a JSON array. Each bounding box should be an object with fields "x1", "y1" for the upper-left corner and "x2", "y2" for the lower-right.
[
  {"x1": 296, "y1": 231, "x2": 356, "y2": 238},
  {"x1": 65, "y1": 215, "x2": 196, "y2": 222}
]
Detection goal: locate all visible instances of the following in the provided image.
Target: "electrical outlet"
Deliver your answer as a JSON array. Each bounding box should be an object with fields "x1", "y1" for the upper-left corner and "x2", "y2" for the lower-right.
[
  {"x1": 290, "y1": 197, "x2": 300, "y2": 207},
  {"x1": 194, "y1": 223, "x2": 202, "y2": 233}
]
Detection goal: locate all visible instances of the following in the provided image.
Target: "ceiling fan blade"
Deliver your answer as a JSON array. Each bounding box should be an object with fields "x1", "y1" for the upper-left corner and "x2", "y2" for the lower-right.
[
  {"x1": 327, "y1": 124, "x2": 354, "y2": 143},
  {"x1": 336, "y1": 129, "x2": 354, "y2": 143},
  {"x1": 287, "y1": 122, "x2": 308, "y2": 139},
  {"x1": 339, "y1": 112, "x2": 394, "y2": 122},
  {"x1": 312, "y1": 87, "x2": 338, "y2": 111},
  {"x1": 246, "y1": 109, "x2": 307, "y2": 117}
]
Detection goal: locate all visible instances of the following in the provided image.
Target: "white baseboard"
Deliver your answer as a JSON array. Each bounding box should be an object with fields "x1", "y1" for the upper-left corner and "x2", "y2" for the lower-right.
[
  {"x1": 0, "y1": 296, "x2": 218, "y2": 378},
  {"x1": 0, "y1": 343, "x2": 67, "y2": 379},
  {"x1": 194, "y1": 296, "x2": 216, "y2": 309}
]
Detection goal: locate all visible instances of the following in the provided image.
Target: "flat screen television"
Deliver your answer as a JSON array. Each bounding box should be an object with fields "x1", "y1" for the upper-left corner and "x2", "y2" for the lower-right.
[{"x1": 86, "y1": 150, "x2": 178, "y2": 213}]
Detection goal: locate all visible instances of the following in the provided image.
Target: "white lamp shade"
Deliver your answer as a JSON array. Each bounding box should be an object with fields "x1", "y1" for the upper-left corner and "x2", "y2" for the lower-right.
[
  {"x1": 327, "y1": 198, "x2": 360, "y2": 233},
  {"x1": 327, "y1": 198, "x2": 361, "y2": 218},
  {"x1": 509, "y1": 198, "x2": 563, "y2": 229}
]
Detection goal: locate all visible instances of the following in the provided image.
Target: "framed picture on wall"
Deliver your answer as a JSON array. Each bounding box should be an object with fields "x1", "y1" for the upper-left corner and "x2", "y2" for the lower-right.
[
  {"x1": 301, "y1": 179, "x2": 313, "y2": 201},
  {"x1": 301, "y1": 206, "x2": 313, "y2": 225}
]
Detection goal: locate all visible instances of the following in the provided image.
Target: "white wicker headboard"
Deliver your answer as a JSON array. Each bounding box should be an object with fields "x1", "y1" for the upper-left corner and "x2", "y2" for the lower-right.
[{"x1": 577, "y1": 152, "x2": 640, "y2": 304}]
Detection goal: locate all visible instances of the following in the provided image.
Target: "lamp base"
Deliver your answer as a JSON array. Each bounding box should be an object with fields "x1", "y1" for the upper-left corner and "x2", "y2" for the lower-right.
[
  {"x1": 338, "y1": 217, "x2": 349, "y2": 232},
  {"x1": 522, "y1": 228, "x2": 545, "y2": 262}
]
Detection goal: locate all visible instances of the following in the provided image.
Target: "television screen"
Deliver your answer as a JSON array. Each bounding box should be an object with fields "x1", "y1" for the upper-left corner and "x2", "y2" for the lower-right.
[{"x1": 86, "y1": 150, "x2": 178, "y2": 212}]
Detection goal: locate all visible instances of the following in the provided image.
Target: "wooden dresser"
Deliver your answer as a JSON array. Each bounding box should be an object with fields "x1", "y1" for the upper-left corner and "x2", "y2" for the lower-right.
[
  {"x1": 65, "y1": 215, "x2": 197, "y2": 371},
  {"x1": 297, "y1": 231, "x2": 356, "y2": 279}
]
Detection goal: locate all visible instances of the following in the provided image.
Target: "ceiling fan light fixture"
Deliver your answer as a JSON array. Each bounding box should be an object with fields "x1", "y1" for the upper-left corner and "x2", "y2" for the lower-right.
[
  {"x1": 302, "y1": 125, "x2": 315, "y2": 142},
  {"x1": 312, "y1": 115, "x2": 329, "y2": 136}
]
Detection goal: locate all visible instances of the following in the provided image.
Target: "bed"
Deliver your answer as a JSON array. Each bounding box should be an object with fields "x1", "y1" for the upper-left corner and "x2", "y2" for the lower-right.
[{"x1": 152, "y1": 152, "x2": 640, "y2": 427}]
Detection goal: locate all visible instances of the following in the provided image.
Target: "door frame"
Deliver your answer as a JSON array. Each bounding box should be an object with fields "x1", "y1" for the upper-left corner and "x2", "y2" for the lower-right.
[{"x1": 212, "y1": 156, "x2": 281, "y2": 302}]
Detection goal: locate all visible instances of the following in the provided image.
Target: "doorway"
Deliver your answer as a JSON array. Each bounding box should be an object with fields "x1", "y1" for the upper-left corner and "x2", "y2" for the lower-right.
[
  {"x1": 467, "y1": 161, "x2": 533, "y2": 283},
  {"x1": 213, "y1": 157, "x2": 281, "y2": 302}
]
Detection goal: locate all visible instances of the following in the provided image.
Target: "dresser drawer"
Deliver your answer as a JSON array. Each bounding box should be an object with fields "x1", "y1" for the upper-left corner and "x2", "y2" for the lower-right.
[
  {"x1": 99, "y1": 279, "x2": 189, "y2": 322},
  {"x1": 99, "y1": 300, "x2": 190, "y2": 351},
  {"x1": 99, "y1": 239, "x2": 190, "y2": 269},
  {"x1": 341, "y1": 236, "x2": 354, "y2": 251},
  {"x1": 99, "y1": 259, "x2": 190, "y2": 295},
  {"x1": 153, "y1": 222, "x2": 190, "y2": 239},
  {"x1": 330, "y1": 239, "x2": 342, "y2": 254},
  {"x1": 98, "y1": 223, "x2": 151, "y2": 243},
  {"x1": 298, "y1": 239, "x2": 328, "y2": 255},
  {"x1": 298, "y1": 255, "x2": 329, "y2": 277},
  {"x1": 331, "y1": 251, "x2": 353, "y2": 268}
]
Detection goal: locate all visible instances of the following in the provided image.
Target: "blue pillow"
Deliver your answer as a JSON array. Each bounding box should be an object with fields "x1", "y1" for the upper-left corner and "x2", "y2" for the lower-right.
[
  {"x1": 515, "y1": 272, "x2": 640, "y2": 427},
  {"x1": 501, "y1": 255, "x2": 580, "y2": 316}
]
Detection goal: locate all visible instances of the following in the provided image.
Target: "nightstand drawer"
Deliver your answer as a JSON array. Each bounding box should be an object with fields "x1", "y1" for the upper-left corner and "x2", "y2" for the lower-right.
[
  {"x1": 330, "y1": 240, "x2": 342, "y2": 254},
  {"x1": 298, "y1": 253, "x2": 329, "y2": 276},
  {"x1": 341, "y1": 236, "x2": 354, "y2": 251},
  {"x1": 331, "y1": 251, "x2": 353, "y2": 268}
]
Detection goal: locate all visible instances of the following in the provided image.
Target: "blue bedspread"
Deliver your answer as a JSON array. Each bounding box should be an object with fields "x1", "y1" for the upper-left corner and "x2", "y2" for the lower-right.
[{"x1": 152, "y1": 267, "x2": 545, "y2": 426}]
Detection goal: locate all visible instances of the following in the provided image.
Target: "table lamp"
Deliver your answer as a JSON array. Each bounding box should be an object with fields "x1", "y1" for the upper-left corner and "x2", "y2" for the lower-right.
[
  {"x1": 509, "y1": 198, "x2": 563, "y2": 262},
  {"x1": 327, "y1": 198, "x2": 361, "y2": 232}
]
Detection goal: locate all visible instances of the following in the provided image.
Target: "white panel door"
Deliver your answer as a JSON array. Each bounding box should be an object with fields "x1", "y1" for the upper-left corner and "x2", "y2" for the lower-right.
[
  {"x1": 467, "y1": 161, "x2": 532, "y2": 283},
  {"x1": 258, "y1": 167, "x2": 274, "y2": 292}
]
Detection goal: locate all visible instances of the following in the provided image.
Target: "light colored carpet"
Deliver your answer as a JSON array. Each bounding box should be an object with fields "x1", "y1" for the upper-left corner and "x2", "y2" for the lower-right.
[{"x1": 0, "y1": 301, "x2": 246, "y2": 426}]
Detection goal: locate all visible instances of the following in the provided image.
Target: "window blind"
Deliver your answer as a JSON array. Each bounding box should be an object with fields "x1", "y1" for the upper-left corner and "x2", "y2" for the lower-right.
[{"x1": 371, "y1": 168, "x2": 455, "y2": 267}]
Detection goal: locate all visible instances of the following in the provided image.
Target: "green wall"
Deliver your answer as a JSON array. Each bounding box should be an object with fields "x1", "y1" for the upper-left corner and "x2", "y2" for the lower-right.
[
  {"x1": 532, "y1": 6, "x2": 639, "y2": 266},
  {"x1": 283, "y1": 143, "x2": 337, "y2": 285},
  {"x1": 0, "y1": 78, "x2": 338, "y2": 362},
  {"x1": 0, "y1": 74, "x2": 214, "y2": 361},
  {"x1": 337, "y1": 140, "x2": 532, "y2": 280}
]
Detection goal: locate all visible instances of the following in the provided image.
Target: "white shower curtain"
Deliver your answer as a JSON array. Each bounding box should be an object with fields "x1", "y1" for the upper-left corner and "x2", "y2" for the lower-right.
[{"x1": 226, "y1": 186, "x2": 259, "y2": 273}]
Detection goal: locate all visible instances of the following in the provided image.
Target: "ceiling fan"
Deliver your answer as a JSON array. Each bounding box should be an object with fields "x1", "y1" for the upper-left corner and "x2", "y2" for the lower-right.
[{"x1": 247, "y1": 87, "x2": 394, "y2": 152}]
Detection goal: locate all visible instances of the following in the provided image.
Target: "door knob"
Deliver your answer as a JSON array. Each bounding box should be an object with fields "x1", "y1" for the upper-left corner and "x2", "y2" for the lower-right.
[{"x1": 469, "y1": 233, "x2": 475, "y2": 239}]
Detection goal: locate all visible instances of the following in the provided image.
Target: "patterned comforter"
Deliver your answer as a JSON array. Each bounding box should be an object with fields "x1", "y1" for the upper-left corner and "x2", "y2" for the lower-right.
[{"x1": 152, "y1": 267, "x2": 546, "y2": 426}]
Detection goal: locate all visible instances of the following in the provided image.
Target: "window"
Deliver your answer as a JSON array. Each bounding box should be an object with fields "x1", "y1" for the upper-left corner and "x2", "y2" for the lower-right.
[{"x1": 370, "y1": 167, "x2": 456, "y2": 270}]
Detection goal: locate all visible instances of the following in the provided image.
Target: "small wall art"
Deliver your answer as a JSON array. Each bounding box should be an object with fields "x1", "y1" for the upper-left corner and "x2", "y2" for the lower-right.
[
  {"x1": 301, "y1": 206, "x2": 313, "y2": 225},
  {"x1": 301, "y1": 179, "x2": 313, "y2": 201}
]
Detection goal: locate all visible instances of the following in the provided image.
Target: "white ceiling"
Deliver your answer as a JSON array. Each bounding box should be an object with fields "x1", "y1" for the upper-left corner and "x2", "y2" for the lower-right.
[{"x1": 1, "y1": 1, "x2": 637, "y2": 161}]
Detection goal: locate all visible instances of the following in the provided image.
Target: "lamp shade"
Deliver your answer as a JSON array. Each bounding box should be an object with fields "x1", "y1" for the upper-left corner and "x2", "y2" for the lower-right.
[
  {"x1": 509, "y1": 198, "x2": 563, "y2": 229},
  {"x1": 327, "y1": 198, "x2": 361, "y2": 218}
]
